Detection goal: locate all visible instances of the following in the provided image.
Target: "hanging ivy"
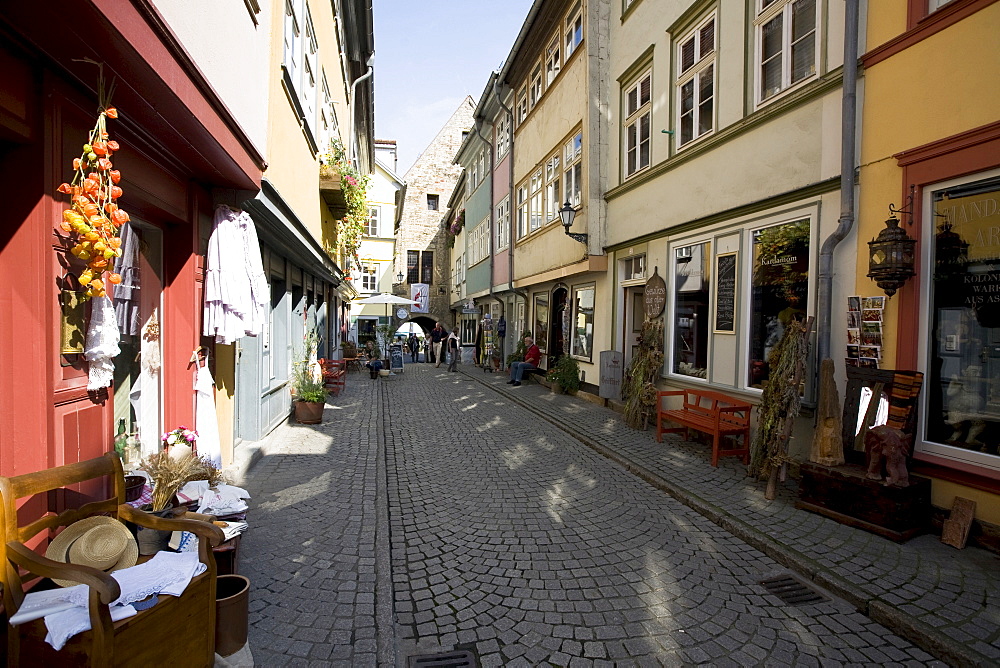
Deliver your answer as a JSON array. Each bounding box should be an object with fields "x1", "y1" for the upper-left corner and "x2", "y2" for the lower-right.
[
  {"x1": 321, "y1": 138, "x2": 370, "y2": 264},
  {"x1": 622, "y1": 317, "x2": 664, "y2": 430}
]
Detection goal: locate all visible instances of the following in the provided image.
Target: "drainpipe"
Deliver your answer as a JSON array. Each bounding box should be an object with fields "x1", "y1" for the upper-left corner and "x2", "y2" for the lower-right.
[
  {"x1": 494, "y1": 79, "x2": 528, "y2": 340},
  {"x1": 816, "y1": 0, "x2": 860, "y2": 362},
  {"x1": 474, "y1": 118, "x2": 504, "y2": 313},
  {"x1": 348, "y1": 57, "x2": 375, "y2": 167}
]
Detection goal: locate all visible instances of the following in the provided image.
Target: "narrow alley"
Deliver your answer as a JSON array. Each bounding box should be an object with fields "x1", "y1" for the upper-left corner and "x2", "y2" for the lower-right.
[{"x1": 236, "y1": 363, "x2": 985, "y2": 666}]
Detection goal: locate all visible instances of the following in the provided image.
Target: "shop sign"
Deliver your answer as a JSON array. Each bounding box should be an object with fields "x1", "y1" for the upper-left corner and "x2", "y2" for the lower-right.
[
  {"x1": 599, "y1": 350, "x2": 623, "y2": 400},
  {"x1": 644, "y1": 268, "x2": 666, "y2": 318},
  {"x1": 462, "y1": 300, "x2": 478, "y2": 314}
]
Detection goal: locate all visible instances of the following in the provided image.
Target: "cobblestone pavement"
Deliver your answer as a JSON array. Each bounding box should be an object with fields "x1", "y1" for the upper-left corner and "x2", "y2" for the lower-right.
[
  {"x1": 234, "y1": 360, "x2": 996, "y2": 666},
  {"x1": 384, "y1": 365, "x2": 941, "y2": 666},
  {"x1": 462, "y1": 366, "x2": 1000, "y2": 667},
  {"x1": 238, "y1": 375, "x2": 385, "y2": 666}
]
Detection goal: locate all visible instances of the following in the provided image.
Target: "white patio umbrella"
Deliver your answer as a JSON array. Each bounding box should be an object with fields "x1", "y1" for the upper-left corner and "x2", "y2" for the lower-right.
[{"x1": 352, "y1": 293, "x2": 420, "y2": 318}]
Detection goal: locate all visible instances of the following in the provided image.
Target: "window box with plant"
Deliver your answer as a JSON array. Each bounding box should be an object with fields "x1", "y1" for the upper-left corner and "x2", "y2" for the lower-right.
[{"x1": 547, "y1": 355, "x2": 581, "y2": 394}]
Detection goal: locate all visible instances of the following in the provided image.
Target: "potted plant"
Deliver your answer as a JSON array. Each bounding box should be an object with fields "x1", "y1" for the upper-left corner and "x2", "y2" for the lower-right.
[
  {"x1": 547, "y1": 355, "x2": 581, "y2": 394},
  {"x1": 292, "y1": 331, "x2": 326, "y2": 423}
]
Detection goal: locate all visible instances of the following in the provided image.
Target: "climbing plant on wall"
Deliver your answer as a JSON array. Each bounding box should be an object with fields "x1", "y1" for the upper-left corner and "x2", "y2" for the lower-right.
[{"x1": 322, "y1": 138, "x2": 370, "y2": 267}]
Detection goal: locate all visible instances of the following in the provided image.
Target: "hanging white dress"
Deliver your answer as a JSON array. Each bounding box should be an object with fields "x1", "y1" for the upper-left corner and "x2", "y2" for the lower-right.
[
  {"x1": 129, "y1": 312, "x2": 162, "y2": 458},
  {"x1": 84, "y1": 296, "x2": 120, "y2": 390},
  {"x1": 195, "y1": 359, "x2": 222, "y2": 468}
]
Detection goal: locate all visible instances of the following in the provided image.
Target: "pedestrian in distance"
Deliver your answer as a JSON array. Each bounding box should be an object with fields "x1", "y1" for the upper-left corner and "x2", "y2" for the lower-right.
[
  {"x1": 507, "y1": 335, "x2": 541, "y2": 386},
  {"x1": 447, "y1": 327, "x2": 460, "y2": 372},
  {"x1": 408, "y1": 332, "x2": 419, "y2": 363},
  {"x1": 431, "y1": 322, "x2": 447, "y2": 368}
]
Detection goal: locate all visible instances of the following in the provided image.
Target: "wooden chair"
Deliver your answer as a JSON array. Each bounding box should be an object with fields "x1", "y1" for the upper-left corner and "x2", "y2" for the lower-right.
[{"x1": 0, "y1": 453, "x2": 225, "y2": 666}]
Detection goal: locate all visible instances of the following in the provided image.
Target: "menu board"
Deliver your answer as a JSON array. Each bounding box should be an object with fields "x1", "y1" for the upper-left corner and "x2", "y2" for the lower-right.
[
  {"x1": 389, "y1": 344, "x2": 404, "y2": 372},
  {"x1": 714, "y1": 252, "x2": 737, "y2": 333}
]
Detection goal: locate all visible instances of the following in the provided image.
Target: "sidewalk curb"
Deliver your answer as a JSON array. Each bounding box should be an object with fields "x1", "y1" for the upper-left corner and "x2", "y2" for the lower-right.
[{"x1": 465, "y1": 370, "x2": 987, "y2": 668}]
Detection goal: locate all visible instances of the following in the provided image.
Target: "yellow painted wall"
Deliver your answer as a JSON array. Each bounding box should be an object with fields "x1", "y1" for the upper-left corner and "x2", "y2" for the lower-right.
[{"x1": 858, "y1": 2, "x2": 1000, "y2": 524}]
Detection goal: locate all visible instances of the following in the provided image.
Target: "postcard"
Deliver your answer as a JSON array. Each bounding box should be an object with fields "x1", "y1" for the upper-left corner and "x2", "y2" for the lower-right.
[
  {"x1": 847, "y1": 312, "x2": 861, "y2": 329},
  {"x1": 845, "y1": 357, "x2": 860, "y2": 367},
  {"x1": 848, "y1": 296, "x2": 861, "y2": 312},
  {"x1": 862, "y1": 296, "x2": 885, "y2": 310},
  {"x1": 860, "y1": 345, "x2": 881, "y2": 359},
  {"x1": 862, "y1": 309, "x2": 883, "y2": 323},
  {"x1": 859, "y1": 357, "x2": 879, "y2": 368},
  {"x1": 847, "y1": 328, "x2": 860, "y2": 345},
  {"x1": 847, "y1": 345, "x2": 860, "y2": 358}
]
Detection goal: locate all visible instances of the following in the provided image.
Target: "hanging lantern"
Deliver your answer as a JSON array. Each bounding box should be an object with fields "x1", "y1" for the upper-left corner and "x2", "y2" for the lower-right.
[{"x1": 867, "y1": 215, "x2": 916, "y2": 297}]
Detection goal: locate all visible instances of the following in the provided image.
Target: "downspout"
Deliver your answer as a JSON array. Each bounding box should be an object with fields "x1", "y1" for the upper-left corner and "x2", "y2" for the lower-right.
[
  {"x1": 816, "y1": 0, "x2": 860, "y2": 362},
  {"x1": 494, "y1": 78, "x2": 528, "y2": 334},
  {"x1": 348, "y1": 58, "x2": 374, "y2": 167}
]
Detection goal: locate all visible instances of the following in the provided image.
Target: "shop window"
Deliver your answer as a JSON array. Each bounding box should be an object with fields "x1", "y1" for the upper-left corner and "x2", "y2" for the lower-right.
[
  {"x1": 461, "y1": 316, "x2": 477, "y2": 346},
  {"x1": 672, "y1": 243, "x2": 711, "y2": 378},
  {"x1": 571, "y1": 285, "x2": 595, "y2": 360},
  {"x1": 921, "y1": 174, "x2": 1000, "y2": 470},
  {"x1": 748, "y1": 219, "x2": 810, "y2": 389},
  {"x1": 533, "y1": 293, "x2": 549, "y2": 353}
]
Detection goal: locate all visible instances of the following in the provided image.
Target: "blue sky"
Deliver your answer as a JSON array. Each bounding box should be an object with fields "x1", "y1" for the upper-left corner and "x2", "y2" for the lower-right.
[{"x1": 373, "y1": 0, "x2": 534, "y2": 177}]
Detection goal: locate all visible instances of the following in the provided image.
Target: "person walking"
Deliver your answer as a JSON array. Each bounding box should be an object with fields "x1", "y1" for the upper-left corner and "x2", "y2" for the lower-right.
[
  {"x1": 408, "y1": 332, "x2": 419, "y2": 363},
  {"x1": 431, "y1": 322, "x2": 447, "y2": 368},
  {"x1": 447, "y1": 327, "x2": 460, "y2": 372},
  {"x1": 507, "y1": 335, "x2": 541, "y2": 386}
]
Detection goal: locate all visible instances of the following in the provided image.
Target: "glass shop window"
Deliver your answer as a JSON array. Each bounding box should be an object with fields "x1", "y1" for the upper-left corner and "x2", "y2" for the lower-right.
[
  {"x1": 748, "y1": 218, "x2": 810, "y2": 389},
  {"x1": 672, "y1": 243, "x2": 710, "y2": 378},
  {"x1": 533, "y1": 293, "x2": 549, "y2": 353},
  {"x1": 924, "y1": 175, "x2": 1000, "y2": 466}
]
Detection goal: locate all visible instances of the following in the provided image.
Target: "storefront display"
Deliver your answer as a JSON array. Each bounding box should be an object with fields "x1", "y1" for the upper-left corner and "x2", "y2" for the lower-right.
[
  {"x1": 748, "y1": 219, "x2": 810, "y2": 389},
  {"x1": 924, "y1": 175, "x2": 1000, "y2": 464},
  {"x1": 673, "y1": 243, "x2": 710, "y2": 378}
]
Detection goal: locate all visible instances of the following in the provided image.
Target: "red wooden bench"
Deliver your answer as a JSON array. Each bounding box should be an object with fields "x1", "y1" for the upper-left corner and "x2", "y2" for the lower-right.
[
  {"x1": 319, "y1": 359, "x2": 347, "y2": 395},
  {"x1": 656, "y1": 388, "x2": 752, "y2": 467}
]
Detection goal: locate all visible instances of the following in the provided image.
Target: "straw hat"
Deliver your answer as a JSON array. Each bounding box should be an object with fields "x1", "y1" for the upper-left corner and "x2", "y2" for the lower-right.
[{"x1": 45, "y1": 516, "x2": 139, "y2": 587}]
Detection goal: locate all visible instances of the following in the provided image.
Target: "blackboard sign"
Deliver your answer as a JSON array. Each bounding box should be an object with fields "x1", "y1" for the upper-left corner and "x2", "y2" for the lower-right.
[
  {"x1": 714, "y1": 253, "x2": 737, "y2": 333},
  {"x1": 644, "y1": 268, "x2": 666, "y2": 318},
  {"x1": 389, "y1": 344, "x2": 404, "y2": 372}
]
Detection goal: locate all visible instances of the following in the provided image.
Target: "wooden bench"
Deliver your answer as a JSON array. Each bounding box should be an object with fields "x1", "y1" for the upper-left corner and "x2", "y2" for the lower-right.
[
  {"x1": 656, "y1": 389, "x2": 752, "y2": 467},
  {"x1": 319, "y1": 359, "x2": 346, "y2": 395}
]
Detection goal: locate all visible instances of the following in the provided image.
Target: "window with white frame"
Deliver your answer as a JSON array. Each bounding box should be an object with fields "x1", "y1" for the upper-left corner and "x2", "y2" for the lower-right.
[
  {"x1": 283, "y1": 1, "x2": 301, "y2": 89},
  {"x1": 478, "y1": 150, "x2": 487, "y2": 185},
  {"x1": 530, "y1": 169, "x2": 544, "y2": 232},
  {"x1": 676, "y1": 14, "x2": 715, "y2": 147},
  {"x1": 366, "y1": 207, "x2": 380, "y2": 237},
  {"x1": 566, "y1": 1, "x2": 583, "y2": 58},
  {"x1": 468, "y1": 218, "x2": 491, "y2": 266},
  {"x1": 469, "y1": 156, "x2": 479, "y2": 192},
  {"x1": 563, "y1": 131, "x2": 583, "y2": 207},
  {"x1": 928, "y1": 0, "x2": 953, "y2": 12},
  {"x1": 496, "y1": 114, "x2": 510, "y2": 158},
  {"x1": 622, "y1": 253, "x2": 646, "y2": 281},
  {"x1": 496, "y1": 196, "x2": 510, "y2": 250},
  {"x1": 516, "y1": 185, "x2": 529, "y2": 239},
  {"x1": 756, "y1": 0, "x2": 817, "y2": 103},
  {"x1": 529, "y1": 63, "x2": 543, "y2": 108},
  {"x1": 624, "y1": 70, "x2": 652, "y2": 178},
  {"x1": 361, "y1": 261, "x2": 378, "y2": 292},
  {"x1": 545, "y1": 36, "x2": 561, "y2": 86},
  {"x1": 570, "y1": 284, "x2": 595, "y2": 359},
  {"x1": 319, "y1": 73, "x2": 339, "y2": 156},
  {"x1": 545, "y1": 153, "x2": 561, "y2": 221},
  {"x1": 301, "y1": 10, "x2": 318, "y2": 127},
  {"x1": 516, "y1": 87, "x2": 528, "y2": 125}
]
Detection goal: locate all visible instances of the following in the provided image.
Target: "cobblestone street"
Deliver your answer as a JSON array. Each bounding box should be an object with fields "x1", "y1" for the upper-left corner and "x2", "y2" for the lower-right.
[{"x1": 235, "y1": 362, "x2": 962, "y2": 666}]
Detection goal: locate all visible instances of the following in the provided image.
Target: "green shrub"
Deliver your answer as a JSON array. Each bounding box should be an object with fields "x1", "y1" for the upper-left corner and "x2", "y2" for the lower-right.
[{"x1": 547, "y1": 355, "x2": 581, "y2": 393}]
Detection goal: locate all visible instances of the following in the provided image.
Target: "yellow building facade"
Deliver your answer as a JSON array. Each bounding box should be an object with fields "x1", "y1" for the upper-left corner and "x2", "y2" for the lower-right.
[{"x1": 858, "y1": 0, "x2": 1000, "y2": 535}]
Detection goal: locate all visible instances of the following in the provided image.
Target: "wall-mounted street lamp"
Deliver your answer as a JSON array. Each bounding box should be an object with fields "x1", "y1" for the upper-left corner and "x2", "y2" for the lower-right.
[
  {"x1": 396, "y1": 271, "x2": 404, "y2": 284},
  {"x1": 559, "y1": 201, "x2": 587, "y2": 245},
  {"x1": 867, "y1": 198, "x2": 917, "y2": 298}
]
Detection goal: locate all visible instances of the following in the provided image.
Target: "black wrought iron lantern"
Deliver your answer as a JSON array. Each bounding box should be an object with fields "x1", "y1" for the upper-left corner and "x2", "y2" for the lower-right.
[{"x1": 867, "y1": 214, "x2": 916, "y2": 297}]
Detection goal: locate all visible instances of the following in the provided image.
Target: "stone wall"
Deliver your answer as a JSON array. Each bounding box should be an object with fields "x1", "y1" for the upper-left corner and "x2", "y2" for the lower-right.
[{"x1": 396, "y1": 97, "x2": 475, "y2": 326}]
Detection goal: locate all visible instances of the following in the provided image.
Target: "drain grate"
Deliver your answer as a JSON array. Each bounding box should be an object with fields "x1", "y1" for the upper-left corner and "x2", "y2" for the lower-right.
[
  {"x1": 407, "y1": 650, "x2": 478, "y2": 668},
  {"x1": 759, "y1": 574, "x2": 830, "y2": 606}
]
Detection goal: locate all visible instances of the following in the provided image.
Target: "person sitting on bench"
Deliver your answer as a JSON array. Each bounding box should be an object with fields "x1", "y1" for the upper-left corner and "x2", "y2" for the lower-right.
[{"x1": 507, "y1": 335, "x2": 541, "y2": 386}]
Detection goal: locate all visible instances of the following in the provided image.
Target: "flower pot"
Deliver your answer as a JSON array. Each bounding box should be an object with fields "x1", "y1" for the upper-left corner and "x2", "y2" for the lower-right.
[
  {"x1": 379, "y1": 369, "x2": 390, "y2": 377},
  {"x1": 294, "y1": 400, "x2": 324, "y2": 424},
  {"x1": 550, "y1": 381, "x2": 563, "y2": 394}
]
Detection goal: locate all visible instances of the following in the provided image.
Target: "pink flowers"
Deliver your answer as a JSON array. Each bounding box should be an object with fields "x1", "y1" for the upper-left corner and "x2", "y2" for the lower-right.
[
  {"x1": 345, "y1": 175, "x2": 358, "y2": 187},
  {"x1": 162, "y1": 426, "x2": 198, "y2": 449}
]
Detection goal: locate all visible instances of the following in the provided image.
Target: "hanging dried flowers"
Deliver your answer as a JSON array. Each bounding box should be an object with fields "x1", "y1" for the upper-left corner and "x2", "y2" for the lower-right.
[{"x1": 56, "y1": 68, "x2": 127, "y2": 299}]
